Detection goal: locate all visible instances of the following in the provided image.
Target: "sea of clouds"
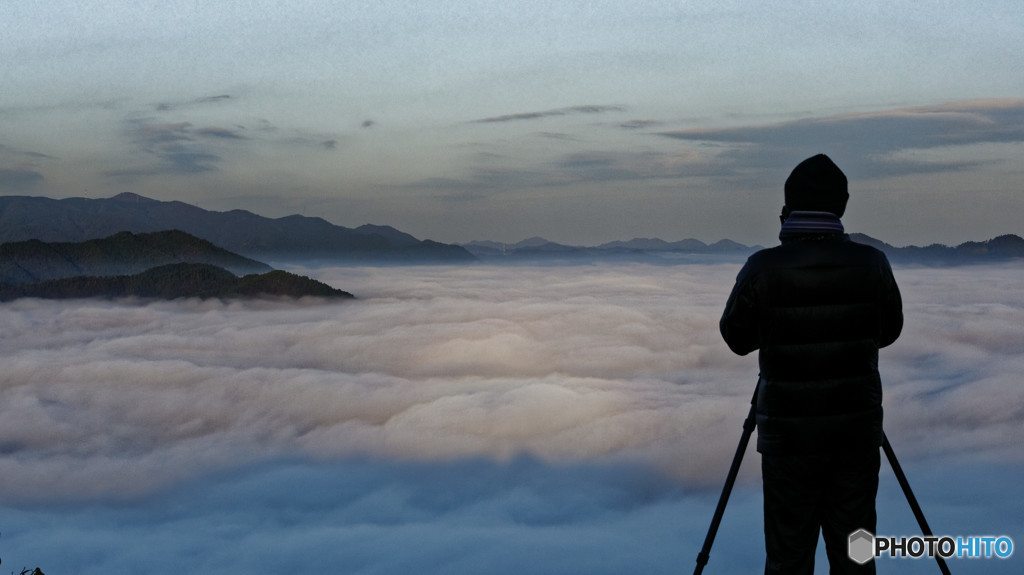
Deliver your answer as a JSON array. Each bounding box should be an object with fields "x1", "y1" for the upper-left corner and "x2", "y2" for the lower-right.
[{"x1": 1, "y1": 262, "x2": 1021, "y2": 573}]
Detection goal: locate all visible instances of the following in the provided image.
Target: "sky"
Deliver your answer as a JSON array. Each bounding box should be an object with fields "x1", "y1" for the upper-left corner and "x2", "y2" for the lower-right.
[
  {"x1": 2, "y1": 1, "x2": 1023, "y2": 247},
  {"x1": 1, "y1": 262, "x2": 1022, "y2": 573}
]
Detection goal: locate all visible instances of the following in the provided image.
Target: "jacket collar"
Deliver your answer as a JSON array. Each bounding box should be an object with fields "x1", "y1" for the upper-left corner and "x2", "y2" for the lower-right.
[{"x1": 779, "y1": 211, "x2": 844, "y2": 241}]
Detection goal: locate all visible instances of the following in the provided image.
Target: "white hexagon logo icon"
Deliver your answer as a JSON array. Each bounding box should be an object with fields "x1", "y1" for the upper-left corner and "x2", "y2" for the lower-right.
[{"x1": 848, "y1": 529, "x2": 875, "y2": 565}]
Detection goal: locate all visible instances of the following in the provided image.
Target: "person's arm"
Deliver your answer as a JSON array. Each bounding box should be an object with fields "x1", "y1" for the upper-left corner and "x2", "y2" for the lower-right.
[
  {"x1": 878, "y1": 257, "x2": 903, "y2": 348},
  {"x1": 720, "y1": 261, "x2": 760, "y2": 356}
]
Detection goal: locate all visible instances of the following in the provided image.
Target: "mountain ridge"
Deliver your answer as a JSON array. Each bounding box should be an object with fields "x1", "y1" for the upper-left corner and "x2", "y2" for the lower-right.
[
  {"x1": 462, "y1": 233, "x2": 1024, "y2": 265},
  {"x1": 0, "y1": 229, "x2": 272, "y2": 285},
  {"x1": 0, "y1": 262, "x2": 353, "y2": 302},
  {"x1": 2, "y1": 193, "x2": 1018, "y2": 266},
  {"x1": 0, "y1": 194, "x2": 476, "y2": 263}
]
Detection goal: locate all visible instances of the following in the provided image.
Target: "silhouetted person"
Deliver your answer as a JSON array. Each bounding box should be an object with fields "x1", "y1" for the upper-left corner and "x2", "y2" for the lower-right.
[{"x1": 720, "y1": 154, "x2": 903, "y2": 574}]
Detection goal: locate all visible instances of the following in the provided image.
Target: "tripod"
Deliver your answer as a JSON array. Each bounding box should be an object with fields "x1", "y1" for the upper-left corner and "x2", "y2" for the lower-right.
[
  {"x1": 693, "y1": 394, "x2": 756, "y2": 575},
  {"x1": 693, "y1": 393, "x2": 951, "y2": 575}
]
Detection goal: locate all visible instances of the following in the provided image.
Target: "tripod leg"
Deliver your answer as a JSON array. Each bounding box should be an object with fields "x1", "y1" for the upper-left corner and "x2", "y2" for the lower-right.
[
  {"x1": 881, "y1": 432, "x2": 952, "y2": 575},
  {"x1": 694, "y1": 401, "x2": 757, "y2": 575}
]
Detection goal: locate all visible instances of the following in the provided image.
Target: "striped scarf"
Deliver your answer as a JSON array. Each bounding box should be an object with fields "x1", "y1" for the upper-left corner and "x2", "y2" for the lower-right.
[{"x1": 779, "y1": 211, "x2": 844, "y2": 240}]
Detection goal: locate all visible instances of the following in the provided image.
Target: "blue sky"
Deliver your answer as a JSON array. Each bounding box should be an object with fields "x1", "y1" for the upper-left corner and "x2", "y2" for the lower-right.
[{"x1": 2, "y1": 1, "x2": 1023, "y2": 245}]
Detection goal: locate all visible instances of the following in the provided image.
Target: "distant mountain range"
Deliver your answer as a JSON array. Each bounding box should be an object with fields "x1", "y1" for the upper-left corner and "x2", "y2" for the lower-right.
[
  {"x1": 847, "y1": 233, "x2": 1024, "y2": 265},
  {"x1": 462, "y1": 233, "x2": 1024, "y2": 265},
  {"x1": 0, "y1": 229, "x2": 270, "y2": 285},
  {"x1": 0, "y1": 262, "x2": 353, "y2": 302},
  {"x1": 0, "y1": 193, "x2": 476, "y2": 263},
  {"x1": 462, "y1": 236, "x2": 754, "y2": 258},
  {"x1": 1, "y1": 193, "x2": 1019, "y2": 267},
  {"x1": 0, "y1": 230, "x2": 353, "y2": 301},
  {"x1": 461, "y1": 236, "x2": 756, "y2": 262}
]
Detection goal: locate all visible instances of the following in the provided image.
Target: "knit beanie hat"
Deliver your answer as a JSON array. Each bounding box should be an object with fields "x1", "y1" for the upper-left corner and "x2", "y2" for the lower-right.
[{"x1": 783, "y1": 154, "x2": 848, "y2": 217}]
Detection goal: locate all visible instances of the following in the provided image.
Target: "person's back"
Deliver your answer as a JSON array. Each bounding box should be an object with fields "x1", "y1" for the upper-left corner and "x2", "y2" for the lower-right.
[{"x1": 720, "y1": 154, "x2": 903, "y2": 574}]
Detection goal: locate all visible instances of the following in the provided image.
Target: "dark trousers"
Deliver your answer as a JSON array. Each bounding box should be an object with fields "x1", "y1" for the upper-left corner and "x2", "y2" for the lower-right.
[{"x1": 762, "y1": 448, "x2": 880, "y2": 575}]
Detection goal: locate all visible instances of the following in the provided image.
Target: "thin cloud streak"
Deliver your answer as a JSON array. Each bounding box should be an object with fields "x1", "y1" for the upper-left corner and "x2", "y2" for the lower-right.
[
  {"x1": 474, "y1": 105, "x2": 626, "y2": 123},
  {"x1": 397, "y1": 99, "x2": 1024, "y2": 244},
  {"x1": 104, "y1": 120, "x2": 233, "y2": 177},
  {"x1": 195, "y1": 126, "x2": 247, "y2": 140},
  {"x1": 660, "y1": 100, "x2": 1024, "y2": 147},
  {"x1": 92, "y1": 97, "x2": 344, "y2": 181},
  {"x1": 657, "y1": 99, "x2": 1024, "y2": 178},
  {"x1": 156, "y1": 93, "x2": 233, "y2": 112},
  {"x1": 405, "y1": 147, "x2": 718, "y2": 199},
  {"x1": 0, "y1": 167, "x2": 45, "y2": 189}
]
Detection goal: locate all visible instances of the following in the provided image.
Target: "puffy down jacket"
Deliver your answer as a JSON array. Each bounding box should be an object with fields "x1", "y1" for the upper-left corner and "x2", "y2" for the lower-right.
[{"x1": 720, "y1": 235, "x2": 903, "y2": 455}]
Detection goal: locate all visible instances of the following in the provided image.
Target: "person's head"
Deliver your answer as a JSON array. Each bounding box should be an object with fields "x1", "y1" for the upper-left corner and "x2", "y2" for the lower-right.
[{"x1": 781, "y1": 154, "x2": 848, "y2": 222}]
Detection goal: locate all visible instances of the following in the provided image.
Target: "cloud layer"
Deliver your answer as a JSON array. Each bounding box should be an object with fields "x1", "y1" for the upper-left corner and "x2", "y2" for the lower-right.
[
  {"x1": 2, "y1": 263, "x2": 1022, "y2": 500},
  {"x1": 1, "y1": 262, "x2": 1022, "y2": 572},
  {"x1": 0, "y1": 264, "x2": 748, "y2": 501}
]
